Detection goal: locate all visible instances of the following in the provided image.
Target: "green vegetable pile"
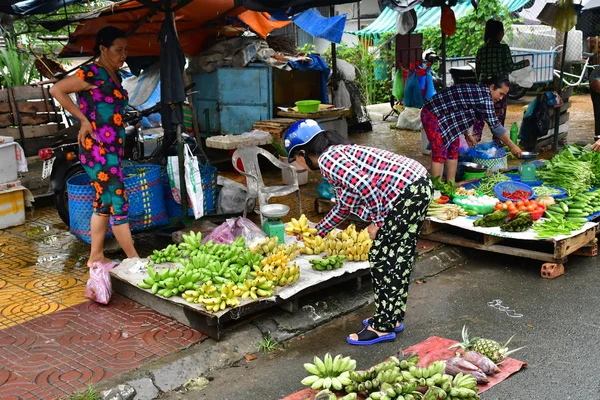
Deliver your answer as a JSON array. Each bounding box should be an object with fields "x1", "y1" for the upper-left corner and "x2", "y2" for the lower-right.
[
  {"x1": 537, "y1": 147, "x2": 595, "y2": 196},
  {"x1": 432, "y1": 177, "x2": 456, "y2": 197},
  {"x1": 473, "y1": 209, "x2": 509, "y2": 227},
  {"x1": 501, "y1": 211, "x2": 532, "y2": 232},
  {"x1": 562, "y1": 144, "x2": 600, "y2": 186},
  {"x1": 532, "y1": 186, "x2": 562, "y2": 197},
  {"x1": 477, "y1": 173, "x2": 510, "y2": 197},
  {"x1": 534, "y1": 190, "x2": 599, "y2": 238}
]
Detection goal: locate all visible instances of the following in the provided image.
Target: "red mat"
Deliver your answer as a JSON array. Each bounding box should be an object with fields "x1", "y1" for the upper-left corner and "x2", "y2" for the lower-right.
[{"x1": 282, "y1": 336, "x2": 527, "y2": 400}]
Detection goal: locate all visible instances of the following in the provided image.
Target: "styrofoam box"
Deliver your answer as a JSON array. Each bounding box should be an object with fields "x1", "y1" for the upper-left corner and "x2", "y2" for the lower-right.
[
  {"x1": 0, "y1": 190, "x2": 25, "y2": 229},
  {"x1": 0, "y1": 142, "x2": 18, "y2": 184}
]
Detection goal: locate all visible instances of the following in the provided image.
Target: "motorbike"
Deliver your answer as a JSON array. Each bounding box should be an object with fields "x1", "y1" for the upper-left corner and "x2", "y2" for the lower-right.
[{"x1": 39, "y1": 100, "x2": 200, "y2": 227}]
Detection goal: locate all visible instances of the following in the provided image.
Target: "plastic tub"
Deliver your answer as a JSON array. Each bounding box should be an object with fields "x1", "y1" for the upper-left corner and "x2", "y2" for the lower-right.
[
  {"x1": 452, "y1": 198, "x2": 496, "y2": 215},
  {"x1": 509, "y1": 204, "x2": 546, "y2": 221},
  {"x1": 295, "y1": 100, "x2": 321, "y2": 113},
  {"x1": 463, "y1": 171, "x2": 487, "y2": 181}
]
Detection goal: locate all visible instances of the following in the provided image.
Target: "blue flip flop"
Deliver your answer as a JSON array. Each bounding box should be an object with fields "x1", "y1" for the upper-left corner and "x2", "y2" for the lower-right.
[
  {"x1": 346, "y1": 326, "x2": 396, "y2": 346},
  {"x1": 362, "y1": 318, "x2": 405, "y2": 333}
]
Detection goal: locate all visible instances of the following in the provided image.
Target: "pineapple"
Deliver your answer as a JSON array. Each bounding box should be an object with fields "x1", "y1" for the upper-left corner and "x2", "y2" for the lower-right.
[{"x1": 450, "y1": 325, "x2": 524, "y2": 363}]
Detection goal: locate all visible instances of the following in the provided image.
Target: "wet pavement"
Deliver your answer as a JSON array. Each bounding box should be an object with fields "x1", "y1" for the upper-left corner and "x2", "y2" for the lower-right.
[{"x1": 0, "y1": 94, "x2": 595, "y2": 399}]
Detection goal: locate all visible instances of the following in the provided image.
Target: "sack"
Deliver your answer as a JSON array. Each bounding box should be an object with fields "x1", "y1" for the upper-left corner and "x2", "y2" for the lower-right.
[
  {"x1": 396, "y1": 107, "x2": 422, "y2": 131},
  {"x1": 396, "y1": 9, "x2": 417, "y2": 35},
  {"x1": 167, "y1": 144, "x2": 205, "y2": 219},
  {"x1": 85, "y1": 263, "x2": 114, "y2": 305},
  {"x1": 441, "y1": 6, "x2": 456, "y2": 36},
  {"x1": 403, "y1": 70, "x2": 424, "y2": 108},
  {"x1": 509, "y1": 66, "x2": 535, "y2": 88},
  {"x1": 393, "y1": 67, "x2": 405, "y2": 102}
]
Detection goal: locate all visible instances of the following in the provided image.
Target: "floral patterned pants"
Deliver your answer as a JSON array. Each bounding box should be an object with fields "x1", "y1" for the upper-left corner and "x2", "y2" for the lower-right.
[{"x1": 369, "y1": 176, "x2": 433, "y2": 333}]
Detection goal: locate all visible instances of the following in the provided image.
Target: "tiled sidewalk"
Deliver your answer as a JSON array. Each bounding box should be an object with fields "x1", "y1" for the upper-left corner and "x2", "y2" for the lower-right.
[{"x1": 0, "y1": 208, "x2": 206, "y2": 399}]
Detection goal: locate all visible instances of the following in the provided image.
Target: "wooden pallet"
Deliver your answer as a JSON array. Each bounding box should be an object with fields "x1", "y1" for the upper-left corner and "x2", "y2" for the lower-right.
[{"x1": 420, "y1": 219, "x2": 597, "y2": 279}]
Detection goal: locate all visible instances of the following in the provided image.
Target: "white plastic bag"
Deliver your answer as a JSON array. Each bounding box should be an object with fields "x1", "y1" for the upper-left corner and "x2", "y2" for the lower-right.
[
  {"x1": 509, "y1": 66, "x2": 535, "y2": 88},
  {"x1": 85, "y1": 262, "x2": 114, "y2": 305},
  {"x1": 167, "y1": 144, "x2": 204, "y2": 219},
  {"x1": 396, "y1": 107, "x2": 422, "y2": 131}
]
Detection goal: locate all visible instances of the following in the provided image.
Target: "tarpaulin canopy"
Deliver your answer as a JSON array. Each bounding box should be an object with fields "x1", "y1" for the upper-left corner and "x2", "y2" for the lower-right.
[
  {"x1": 58, "y1": 0, "x2": 291, "y2": 58},
  {"x1": 236, "y1": 0, "x2": 361, "y2": 13},
  {"x1": 0, "y1": 0, "x2": 84, "y2": 15},
  {"x1": 350, "y1": 0, "x2": 532, "y2": 39}
]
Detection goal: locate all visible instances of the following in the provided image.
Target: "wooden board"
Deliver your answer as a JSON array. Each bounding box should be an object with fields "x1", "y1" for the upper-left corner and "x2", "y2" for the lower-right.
[
  {"x1": 276, "y1": 108, "x2": 352, "y2": 119},
  {"x1": 420, "y1": 219, "x2": 597, "y2": 266},
  {"x1": 548, "y1": 112, "x2": 570, "y2": 130},
  {"x1": 0, "y1": 86, "x2": 52, "y2": 102},
  {"x1": 0, "y1": 124, "x2": 60, "y2": 140}
]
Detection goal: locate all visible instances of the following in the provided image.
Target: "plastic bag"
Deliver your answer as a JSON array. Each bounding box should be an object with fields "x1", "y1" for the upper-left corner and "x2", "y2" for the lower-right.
[
  {"x1": 203, "y1": 217, "x2": 266, "y2": 245},
  {"x1": 167, "y1": 144, "x2": 204, "y2": 219},
  {"x1": 520, "y1": 94, "x2": 549, "y2": 151},
  {"x1": 509, "y1": 66, "x2": 535, "y2": 88},
  {"x1": 396, "y1": 107, "x2": 422, "y2": 131},
  {"x1": 217, "y1": 176, "x2": 252, "y2": 214},
  {"x1": 465, "y1": 142, "x2": 507, "y2": 160},
  {"x1": 424, "y1": 69, "x2": 437, "y2": 100},
  {"x1": 85, "y1": 263, "x2": 114, "y2": 305},
  {"x1": 441, "y1": 6, "x2": 456, "y2": 36},
  {"x1": 396, "y1": 9, "x2": 417, "y2": 35},
  {"x1": 334, "y1": 80, "x2": 352, "y2": 108},
  {"x1": 403, "y1": 70, "x2": 424, "y2": 108},
  {"x1": 317, "y1": 180, "x2": 335, "y2": 200},
  {"x1": 393, "y1": 67, "x2": 405, "y2": 102}
]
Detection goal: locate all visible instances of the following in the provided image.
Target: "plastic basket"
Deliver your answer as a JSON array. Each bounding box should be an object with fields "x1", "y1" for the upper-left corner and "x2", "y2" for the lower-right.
[
  {"x1": 472, "y1": 156, "x2": 507, "y2": 173},
  {"x1": 531, "y1": 186, "x2": 567, "y2": 199},
  {"x1": 452, "y1": 197, "x2": 496, "y2": 215},
  {"x1": 494, "y1": 181, "x2": 534, "y2": 202},
  {"x1": 68, "y1": 164, "x2": 168, "y2": 244},
  {"x1": 509, "y1": 204, "x2": 546, "y2": 221}
]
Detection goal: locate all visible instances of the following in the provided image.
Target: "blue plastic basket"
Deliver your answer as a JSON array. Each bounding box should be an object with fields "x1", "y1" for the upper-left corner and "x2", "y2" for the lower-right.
[
  {"x1": 531, "y1": 185, "x2": 567, "y2": 199},
  {"x1": 494, "y1": 181, "x2": 534, "y2": 202},
  {"x1": 68, "y1": 164, "x2": 168, "y2": 244},
  {"x1": 163, "y1": 162, "x2": 218, "y2": 218}
]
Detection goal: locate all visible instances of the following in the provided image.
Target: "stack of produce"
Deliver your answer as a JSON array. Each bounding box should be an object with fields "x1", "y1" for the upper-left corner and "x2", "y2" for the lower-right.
[
  {"x1": 310, "y1": 255, "x2": 346, "y2": 271},
  {"x1": 537, "y1": 148, "x2": 594, "y2": 196},
  {"x1": 324, "y1": 225, "x2": 372, "y2": 261},
  {"x1": 454, "y1": 187, "x2": 478, "y2": 197},
  {"x1": 138, "y1": 231, "x2": 301, "y2": 313},
  {"x1": 428, "y1": 202, "x2": 470, "y2": 220},
  {"x1": 433, "y1": 177, "x2": 456, "y2": 197},
  {"x1": 249, "y1": 236, "x2": 301, "y2": 260},
  {"x1": 473, "y1": 209, "x2": 509, "y2": 227},
  {"x1": 546, "y1": 191, "x2": 600, "y2": 222},
  {"x1": 500, "y1": 211, "x2": 532, "y2": 232},
  {"x1": 302, "y1": 234, "x2": 328, "y2": 255},
  {"x1": 285, "y1": 214, "x2": 318, "y2": 237},
  {"x1": 301, "y1": 353, "x2": 357, "y2": 391},
  {"x1": 450, "y1": 326, "x2": 523, "y2": 364}
]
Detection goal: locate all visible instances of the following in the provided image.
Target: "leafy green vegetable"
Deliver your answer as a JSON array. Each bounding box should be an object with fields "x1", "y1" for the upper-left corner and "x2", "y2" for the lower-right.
[
  {"x1": 537, "y1": 147, "x2": 594, "y2": 196},
  {"x1": 432, "y1": 177, "x2": 456, "y2": 197}
]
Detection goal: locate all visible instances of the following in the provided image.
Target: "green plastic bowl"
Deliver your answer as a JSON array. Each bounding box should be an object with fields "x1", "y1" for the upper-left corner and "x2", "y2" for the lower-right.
[
  {"x1": 295, "y1": 100, "x2": 321, "y2": 113},
  {"x1": 452, "y1": 198, "x2": 496, "y2": 215}
]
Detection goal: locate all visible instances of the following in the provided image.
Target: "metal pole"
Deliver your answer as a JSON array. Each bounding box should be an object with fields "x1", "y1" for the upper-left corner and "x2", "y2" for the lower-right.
[
  {"x1": 357, "y1": 1, "x2": 361, "y2": 30},
  {"x1": 330, "y1": 5, "x2": 337, "y2": 104},
  {"x1": 553, "y1": 31, "x2": 568, "y2": 152},
  {"x1": 441, "y1": 32, "x2": 447, "y2": 88}
]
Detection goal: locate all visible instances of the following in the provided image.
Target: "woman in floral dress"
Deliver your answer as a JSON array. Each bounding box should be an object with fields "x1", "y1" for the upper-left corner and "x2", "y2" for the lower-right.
[{"x1": 51, "y1": 26, "x2": 139, "y2": 267}]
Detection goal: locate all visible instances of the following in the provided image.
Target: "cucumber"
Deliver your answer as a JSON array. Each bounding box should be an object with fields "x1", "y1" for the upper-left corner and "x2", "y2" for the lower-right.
[
  {"x1": 560, "y1": 202, "x2": 569, "y2": 213},
  {"x1": 566, "y1": 217, "x2": 589, "y2": 223},
  {"x1": 547, "y1": 205, "x2": 566, "y2": 214},
  {"x1": 466, "y1": 210, "x2": 478, "y2": 216}
]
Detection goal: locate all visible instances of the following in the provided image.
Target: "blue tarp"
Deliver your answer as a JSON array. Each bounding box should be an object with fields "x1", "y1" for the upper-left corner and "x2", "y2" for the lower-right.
[
  {"x1": 292, "y1": 8, "x2": 347, "y2": 44},
  {"x1": 288, "y1": 54, "x2": 330, "y2": 104}
]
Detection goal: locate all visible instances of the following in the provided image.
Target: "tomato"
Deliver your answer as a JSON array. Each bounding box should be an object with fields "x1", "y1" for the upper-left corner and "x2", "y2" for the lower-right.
[
  {"x1": 524, "y1": 200, "x2": 530, "y2": 207},
  {"x1": 506, "y1": 200, "x2": 513, "y2": 205},
  {"x1": 516, "y1": 201, "x2": 524, "y2": 208},
  {"x1": 527, "y1": 205, "x2": 536, "y2": 212},
  {"x1": 502, "y1": 204, "x2": 508, "y2": 210},
  {"x1": 508, "y1": 206, "x2": 517, "y2": 213}
]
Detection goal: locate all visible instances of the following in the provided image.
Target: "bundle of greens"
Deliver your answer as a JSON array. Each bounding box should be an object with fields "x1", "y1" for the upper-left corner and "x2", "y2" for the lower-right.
[
  {"x1": 536, "y1": 148, "x2": 594, "y2": 196},
  {"x1": 566, "y1": 144, "x2": 600, "y2": 187},
  {"x1": 477, "y1": 173, "x2": 510, "y2": 197},
  {"x1": 432, "y1": 177, "x2": 456, "y2": 198}
]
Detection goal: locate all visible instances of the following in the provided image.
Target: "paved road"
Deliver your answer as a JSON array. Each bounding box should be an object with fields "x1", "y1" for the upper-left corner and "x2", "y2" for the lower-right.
[{"x1": 162, "y1": 249, "x2": 599, "y2": 400}]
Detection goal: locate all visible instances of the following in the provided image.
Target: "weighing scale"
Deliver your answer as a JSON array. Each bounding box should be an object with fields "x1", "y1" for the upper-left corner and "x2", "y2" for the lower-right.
[
  {"x1": 518, "y1": 152, "x2": 539, "y2": 182},
  {"x1": 460, "y1": 162, "x2": 488, "y2": 181},
  {"x1": 260, "y1": 204, "x2": 290, "y2": 243}
]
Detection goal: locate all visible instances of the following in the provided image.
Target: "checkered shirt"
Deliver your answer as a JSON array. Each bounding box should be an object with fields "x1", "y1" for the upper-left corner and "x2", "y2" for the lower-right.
[
  {"x1": 424, "y1": 84, "x2": 506, "y2": 148},
  {"x1": 315, "y1": 144, "x2": 428, "y2": 235},
  {"x1": 475, "y1": 42, "x2": 528, "y2": 81}
]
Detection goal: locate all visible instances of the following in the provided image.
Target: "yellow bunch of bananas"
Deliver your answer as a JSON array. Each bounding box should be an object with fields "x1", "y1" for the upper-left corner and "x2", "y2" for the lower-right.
[
  {"x1": 182, "y1": 281, "x2": 219, "y2": 304},
  {"x1": 324, "y1": 225, "x2": 372, "y2": 260},
  {"x1": 260, "y1": 251, "x2": 290, "y2": 268},
  {"x1": 240, "y1": 277, "x2": 275, "y2": 300},
  {"x1": 285, "y1": 214, "x2": 318, "y2": 237},
  {"x1": 301, "y1": 234, "x2": 327, "y2": 255},
  {"x1": 199, "y1": 281, "x2": 241, "y2": 312},
  {"x1": 250, "y1": 237, "x2": 301, "y2": 260}
]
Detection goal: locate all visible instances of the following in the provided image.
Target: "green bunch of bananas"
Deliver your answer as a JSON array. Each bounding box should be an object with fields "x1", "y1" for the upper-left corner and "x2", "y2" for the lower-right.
[
  {"x1": 309, "y1": 255, "x2": 346, "y2": 271},
  {"x1": 368, "y1": 381, "x2": 422, "y2": 400},
  {"x1": 137, "y1": 265, "x2": 201, "y2": 298},
  {"x1": 301, "y1": 353, "x2": 356, "y2": 391},
  {"x1": 150, "y1": 244, "x2": 181, "y2": 264},
  {"x1": 239, "y1": 277, "x2": 275, "y2": 300},
  {"x1": 178, "y1": 231, "x2": 203, "y2": 257}
]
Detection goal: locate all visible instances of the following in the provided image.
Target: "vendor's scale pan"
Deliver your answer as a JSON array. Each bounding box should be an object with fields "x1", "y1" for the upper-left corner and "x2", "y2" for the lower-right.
[
  {"x1": 260, "y1": 204, "x2": 290, "y2": 219},
  {"x1": 460, "y1": 162, "x2": 488, "y2": 172},
  {"x1": 520, "y1": 152, "x2": 538, "y2": 160}
]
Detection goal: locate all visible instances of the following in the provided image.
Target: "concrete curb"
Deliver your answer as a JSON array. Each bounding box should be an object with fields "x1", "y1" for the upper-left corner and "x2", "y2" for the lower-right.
[{"x1": 97, "y1": 244, "x2": 466, "y2": 400}]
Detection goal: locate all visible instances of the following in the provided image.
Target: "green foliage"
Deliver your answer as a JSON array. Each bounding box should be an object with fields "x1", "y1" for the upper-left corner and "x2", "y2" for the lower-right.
[
  {"x1": 422, "y1": 0, "x2": 520, "y2": 58},
  {"x1": 66, "y1": 386, "x2": 101, "y2": 400},
  {"x1": 0, "y1": 42, "x2": 37, "y2": 87},
  {"x1": 297, "y1": 43, "x2": 317, "y2": 54},
  {"x1": 257, "y1": 333, "x2": 278, "y2": 353},
  {"x1": 324, "y1": 32, "x2": 395, "y2": 105}
]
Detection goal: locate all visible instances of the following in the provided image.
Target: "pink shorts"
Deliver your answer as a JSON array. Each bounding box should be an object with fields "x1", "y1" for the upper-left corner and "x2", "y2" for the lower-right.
[{"x1": 421, "y1": 108, "x2": 459, "y2": 163}]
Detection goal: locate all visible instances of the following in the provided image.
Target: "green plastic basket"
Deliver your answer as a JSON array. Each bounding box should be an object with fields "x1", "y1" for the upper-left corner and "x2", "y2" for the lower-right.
[
  {"x1": 295, "y1": 100, "x2": 321, "y2": 113},
  {"x1": 472, "y1": 156, "x2": 507, "y2": 173}
]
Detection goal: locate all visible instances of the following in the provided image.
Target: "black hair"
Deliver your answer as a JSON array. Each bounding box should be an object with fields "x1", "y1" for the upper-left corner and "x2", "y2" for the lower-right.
[
  {"x1": 94, "y1": 26, "x2": 127, "y2": 56},
  {"x1": 484, "y1": 19, "x2": 504, "y2": 44},
  {"x1": 292, "y1": 130, "x2": 348, "y2": 157},
  {"x1": 483, "y1": 77, "x2": 510, "y2": 90}
]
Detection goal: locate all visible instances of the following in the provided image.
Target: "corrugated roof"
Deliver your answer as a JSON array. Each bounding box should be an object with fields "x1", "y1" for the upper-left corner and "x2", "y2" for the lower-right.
[{"x1": 350, "y1": 0, "x2": 532, "y2": 39}]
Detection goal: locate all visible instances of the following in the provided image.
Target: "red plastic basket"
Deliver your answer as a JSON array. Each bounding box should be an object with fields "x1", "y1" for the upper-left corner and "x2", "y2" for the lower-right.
[{"x1": 509, "y1": 204, "x2": 546, "y2": 221}]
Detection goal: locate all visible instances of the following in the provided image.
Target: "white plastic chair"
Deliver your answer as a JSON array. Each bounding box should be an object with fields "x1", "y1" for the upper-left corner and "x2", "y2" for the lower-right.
[{"x1": 231, "y1": 146, "x2": 302, "y2": 225}]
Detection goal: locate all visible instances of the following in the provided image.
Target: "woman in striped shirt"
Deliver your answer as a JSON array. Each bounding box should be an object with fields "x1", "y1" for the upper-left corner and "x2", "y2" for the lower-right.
[{"x1": 284, "y1": 119, "x2": 433, "y2": 346}]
